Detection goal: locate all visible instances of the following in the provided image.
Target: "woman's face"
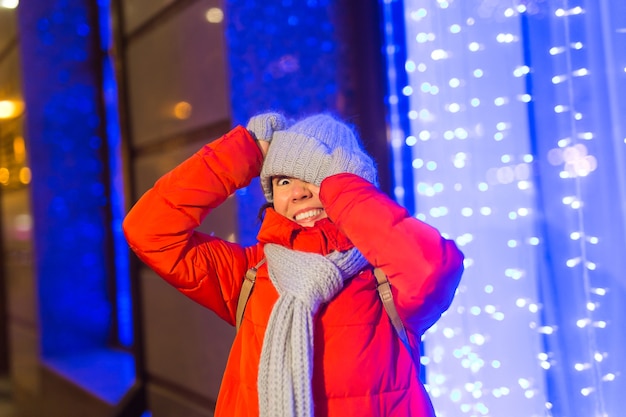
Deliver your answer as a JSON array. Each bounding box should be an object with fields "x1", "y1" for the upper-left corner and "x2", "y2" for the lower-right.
[{"x1": 272, "y1": 176, "x2": 328, "y2": 227}]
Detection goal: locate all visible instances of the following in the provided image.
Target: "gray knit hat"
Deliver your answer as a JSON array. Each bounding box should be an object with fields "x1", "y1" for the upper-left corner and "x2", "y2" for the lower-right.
[{"x1": 260, "y1": 114, "x2": 377, "y2": 202}]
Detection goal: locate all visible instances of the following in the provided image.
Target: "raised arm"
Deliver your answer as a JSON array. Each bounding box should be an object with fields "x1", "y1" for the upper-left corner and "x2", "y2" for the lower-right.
[
  {"x1": 320, "y1": 173, "x2": 464, "y2": 335},
  {"x1": 123, "y1": 126, "x2": 264, "y2": 324}
]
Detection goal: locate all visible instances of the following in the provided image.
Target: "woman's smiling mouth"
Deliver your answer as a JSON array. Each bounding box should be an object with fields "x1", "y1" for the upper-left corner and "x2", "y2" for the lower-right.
[{"x1": 294, "y1": 208, "x2": 325, "y2": 222}]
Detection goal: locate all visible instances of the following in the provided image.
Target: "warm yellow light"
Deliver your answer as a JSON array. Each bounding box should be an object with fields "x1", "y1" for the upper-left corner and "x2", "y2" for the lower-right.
[
  {"x1": 0, "y1": 0, "x2": 19, "y2": 9},
  {"x1": 174, "y1": 101, "x2": 192, "y2": 120},
  {"x1": 13, "y1": 136, "x2": 26, "y2": 163},
  {"x1": 205, "y1": 7, "x2": 224, "y2": 23},
  {"x1": 19, "y1": 167, "x2": 31, "y2": 184},
  {"x1": 0, "y1": 100, "x2": 24, "y2": 119},
  {"x1": 0, "y1": 168, "x2": 9, "y2": 185}
]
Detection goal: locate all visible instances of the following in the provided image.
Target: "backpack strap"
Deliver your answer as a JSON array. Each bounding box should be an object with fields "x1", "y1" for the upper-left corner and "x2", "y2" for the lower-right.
[
  {"x1": 235, "y1": 258, "x2": 265, "y2": 331},
  {"x1": 374, "y1": 268, "x2": 411, "y2": 352},
  {"x1": 236, "y1": 262, "x2": 411, "y2": 353}
]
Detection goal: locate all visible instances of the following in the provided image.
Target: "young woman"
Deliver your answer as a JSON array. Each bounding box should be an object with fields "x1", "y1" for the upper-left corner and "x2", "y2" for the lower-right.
[{"x1": 123, "y1": 112, "x2": 464, "y2": 417}]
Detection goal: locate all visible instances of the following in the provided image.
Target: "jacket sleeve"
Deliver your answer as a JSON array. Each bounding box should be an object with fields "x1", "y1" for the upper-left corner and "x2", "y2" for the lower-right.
[
  {"x1": 123, "y1": 125, "x2": 264, "y2": 325},
  {"x1": 319, "y1": 173, "x2": 464, "y2": 335}
]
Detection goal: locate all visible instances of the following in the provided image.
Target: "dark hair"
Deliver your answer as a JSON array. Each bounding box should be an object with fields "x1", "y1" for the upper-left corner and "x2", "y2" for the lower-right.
[{"x1": 257, "y1": 202, "x2": 273, "y2": 222}]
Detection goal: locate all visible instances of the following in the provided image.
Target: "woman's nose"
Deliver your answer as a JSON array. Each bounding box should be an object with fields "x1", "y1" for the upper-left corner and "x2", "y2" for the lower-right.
[{"x1": 291, "y1": 182, "x2": 312, "y2": 200}]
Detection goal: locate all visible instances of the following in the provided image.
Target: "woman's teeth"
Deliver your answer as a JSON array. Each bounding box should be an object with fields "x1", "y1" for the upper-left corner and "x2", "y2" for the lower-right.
[{"x1": 295, "y1": 209, "x2": 323, "y2": 221}]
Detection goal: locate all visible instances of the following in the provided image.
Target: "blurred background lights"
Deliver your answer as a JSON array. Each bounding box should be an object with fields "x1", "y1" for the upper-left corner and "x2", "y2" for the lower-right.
[
  {"x1": 19, "y1": 167, "x2": 31, "y2": 184},
  {"x1": 410, "y1": 8, "x2": 428, "y2": 20},
  {"x1": 0, "y1": 99, "x2": 24, "y2": 119},
  {"x1": 205, "y1": 7, "x2": 224, "y2": 23},
  {"x1": 447, "y1": 102, "x2": 461, "y2": 112},
  {"x1": 173, "y1": 101, "x2": 192, "y2": 119},
  {"x1": 0, "y1": 167, "x2": 9, "y2": 185},
  {"x1": 550, "y1": 46, "x2": 565, "y2": 55},
  {"x1": 13, "y1": 136, "x2": 26, "y2": 162},
  {"x1": 416, "y1": 32, "x2": 433, "y2": 43},
  {"x1": 384, "y1": 1, "x2": 624, "y2": 416},
  {"x1": 455, "y1": 128, "x2": 468, "y2": 139},
  {"x1": 496, "y1": 33, "x2": 516, "y2": 43},
  {"x1": 591, "y1": 287, "x2": 606, "y2": 296},
  {"x1": 431, "y1": 49, "x2": 449, "y2": 60},
  {"x1": 567, "y1": 257, "x2": 581, "y2": 267},
  {"x1": 0, "y1": 0, "x2": 18, "y2": 9},
  {"x1": 573, "y1": 68, "x2": 589, "y2": 77},
  {"x1": 557, "y1": 137, "x2": 571, "y2": 147},
  {"x1": 575, "y1": 362, "x2": 591, "y2": 371},
  {"x1": 513, "y1": 65, "x2": 530, "y2": 77}
]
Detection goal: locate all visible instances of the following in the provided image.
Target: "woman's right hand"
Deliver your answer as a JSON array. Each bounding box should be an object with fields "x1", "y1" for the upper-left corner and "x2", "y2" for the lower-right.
[{"x1": 257, "y1": 139, "x2": 270, "y2": 158}]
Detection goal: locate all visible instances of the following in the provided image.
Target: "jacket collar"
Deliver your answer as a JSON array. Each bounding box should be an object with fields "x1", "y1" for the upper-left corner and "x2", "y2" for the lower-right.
[{"x1": 257, "y1": 208, "x2": 354, "y2": 255}]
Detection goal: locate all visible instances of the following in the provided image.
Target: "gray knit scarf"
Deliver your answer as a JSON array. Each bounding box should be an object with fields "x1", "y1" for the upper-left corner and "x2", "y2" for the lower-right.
[{"x1": 257, "y1": 243, "x2": 369, "y2": 417}]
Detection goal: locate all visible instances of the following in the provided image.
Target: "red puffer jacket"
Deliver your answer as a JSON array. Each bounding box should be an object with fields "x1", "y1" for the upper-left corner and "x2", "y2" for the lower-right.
[{"x1": 123, "y1": 126, "x2": 464, "y2": 417}]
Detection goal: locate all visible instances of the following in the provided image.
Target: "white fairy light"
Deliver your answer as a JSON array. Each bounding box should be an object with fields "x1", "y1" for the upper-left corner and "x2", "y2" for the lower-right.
[{"x1": 379, "y1": 1, "x2": 616, "y2": 415}]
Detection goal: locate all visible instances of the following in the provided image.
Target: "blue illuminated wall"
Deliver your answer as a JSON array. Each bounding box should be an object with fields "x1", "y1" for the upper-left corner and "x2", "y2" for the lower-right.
[
  {"x1": 226, "y1": 0, "x2": 352, "y2": 245},
  {"x1": 16, "y1": 0, "x2": 134, "y2": 405},
  {"x1": 17, "y1": 0, "x2": 113, "y2": 355},
  {"x1": 383, "y1": 1, "x2": 626, "y2": 416}
]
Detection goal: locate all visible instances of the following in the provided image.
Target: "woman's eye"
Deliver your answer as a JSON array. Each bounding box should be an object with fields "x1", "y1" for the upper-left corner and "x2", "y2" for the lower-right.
[{"x1": 276, "y1": 178, "x2": 290, "y2": 186}]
